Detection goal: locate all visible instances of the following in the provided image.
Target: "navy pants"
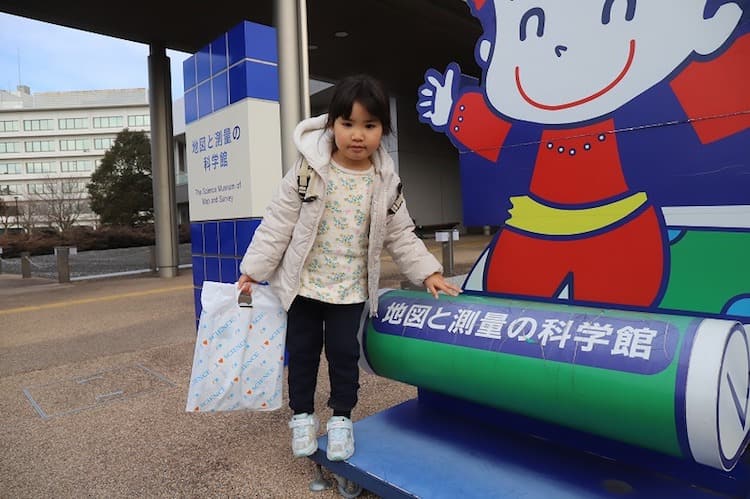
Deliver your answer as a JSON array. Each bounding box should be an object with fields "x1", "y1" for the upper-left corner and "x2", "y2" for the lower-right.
[{"x1": 285, "y1": 295, "x2": 365, "y2": 415}]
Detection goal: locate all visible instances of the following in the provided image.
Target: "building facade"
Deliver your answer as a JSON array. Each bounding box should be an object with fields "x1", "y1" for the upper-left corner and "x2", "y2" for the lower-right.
[{"x1": 0, "y1": 86, "x2": 152, "y2": 232}]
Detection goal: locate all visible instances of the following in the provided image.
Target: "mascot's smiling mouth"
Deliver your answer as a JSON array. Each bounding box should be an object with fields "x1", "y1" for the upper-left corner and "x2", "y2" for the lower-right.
[{"x1": 516, "y1": 39, "x2": 636, "y2": 111}]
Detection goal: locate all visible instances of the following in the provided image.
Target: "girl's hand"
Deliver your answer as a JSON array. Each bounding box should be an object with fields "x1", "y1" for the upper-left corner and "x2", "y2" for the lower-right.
[
  {"x1": 423, "y1": 273, "x2": 462, "y2": 299},
  {"x1": 237, "y1": 274, "x2": 257, "y2": 295}
]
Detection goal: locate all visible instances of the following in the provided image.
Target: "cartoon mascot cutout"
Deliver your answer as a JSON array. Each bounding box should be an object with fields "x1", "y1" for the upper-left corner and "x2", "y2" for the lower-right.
[{"x1": 418, "y1": 0, "x2": 750, "y2": 319}]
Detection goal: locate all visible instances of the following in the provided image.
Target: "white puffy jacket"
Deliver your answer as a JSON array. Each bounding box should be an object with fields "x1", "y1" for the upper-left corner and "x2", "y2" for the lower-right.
[{"x1": 239, "y1": 114, "x2": 442, "y2": 315}]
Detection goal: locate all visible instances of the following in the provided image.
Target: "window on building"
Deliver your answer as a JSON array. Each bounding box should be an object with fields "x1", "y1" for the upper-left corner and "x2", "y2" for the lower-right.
[
  {"x1": 24, "y1": 140, "x2": 55, "y2": 153},
  {"x1": 0, "y1": 142, "x2": 21, "y2": 154},
  {"x1": 93, "y1": 116, "x2": 124, "y2": 128},
  {"x1": 58, "y1": 117, "x2": 88, "y2": 130},
  {"x1": 94, "y1": 137, "x2": 116, "y2": 150},
  {"x1": 27, "y1": 183, "x2": 55, "y2": 195},
  {"x1": 78, "y1": 203, "x2": 93, "y2": 214},
  {"x1": 128, "y1": 114, "x2": 150, "y2": 127},
  {"x1": 59, "y1": 139, "x2": 91, "y2": 151},
  {"x1": 23, "y1": 119, "x2": 54, "y2": 131},
  {"x1": 60, "y1": 160, "x2": 94, "y2": 172},
  {"x1": 26, "y1": 162, "x2": 56, "y2": 174},
  {"x1": 0, "y1": 120, "x2": 19, "y2": 132},
  {"x1": 61, "y1": 181, "x2": 87, "y2": 194},
  {"x1": 0, "y1": 163, "x2": 21, "y2": 175},
  {"x1": 0, "y1": 184, "x2": 21, "y2": 195}
]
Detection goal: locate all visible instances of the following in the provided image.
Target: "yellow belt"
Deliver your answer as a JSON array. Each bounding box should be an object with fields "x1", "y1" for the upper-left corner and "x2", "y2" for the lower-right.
[{"x1": 505, "y1": 192, "x2": 648, "y2": 236}]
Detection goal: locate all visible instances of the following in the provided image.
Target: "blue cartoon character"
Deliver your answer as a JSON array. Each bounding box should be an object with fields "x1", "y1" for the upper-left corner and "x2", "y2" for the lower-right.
[{"x1": 418, "y1": 0, "x2": 750, "y2": 317}]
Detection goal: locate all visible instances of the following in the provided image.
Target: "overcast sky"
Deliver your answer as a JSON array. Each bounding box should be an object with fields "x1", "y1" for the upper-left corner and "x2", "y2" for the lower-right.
[{"x1": 0, "y1": 13, "x2": 190, "y2": 98}]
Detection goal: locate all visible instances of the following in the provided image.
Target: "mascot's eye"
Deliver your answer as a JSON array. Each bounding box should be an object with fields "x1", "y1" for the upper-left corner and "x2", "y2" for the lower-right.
[
  {"x1": 520, "y1": 8, "x2": 546, "y2": 41},
  {"x1": 602, "y1": 0, "x2": 636, "y2": 24}
]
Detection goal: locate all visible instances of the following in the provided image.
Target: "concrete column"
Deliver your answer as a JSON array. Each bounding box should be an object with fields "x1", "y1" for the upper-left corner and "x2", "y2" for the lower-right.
[
  {"x1": 55, "y1": 246, "x2": 70, "y2": 283},
  {"x1": 148, "y1": 43, "x2": 179, "y2": 278},
  {"x1": 442, "y1": 239, "x2": 455, "y2": 277},
  {"x1": 436, "y1": 230, "x2": 458, "y2": 276},
  {"x1": 149, "y1": 245, "x2": 157, "y2": 272},
  {"x1": 275, "y1": 0, "x2": 310, "y2": 174},
  {"x1": 21, "y1": 251, "x2": 31, "y2": 278}
]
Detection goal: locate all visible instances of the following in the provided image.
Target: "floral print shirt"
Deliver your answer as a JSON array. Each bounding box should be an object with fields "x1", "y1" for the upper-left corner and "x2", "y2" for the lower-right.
[{"x1": 298, "y1": 160, "x2": 374, "y2": 304}]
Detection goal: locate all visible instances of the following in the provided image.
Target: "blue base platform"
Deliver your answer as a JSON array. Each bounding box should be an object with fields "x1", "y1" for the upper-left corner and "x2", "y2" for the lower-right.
[{"x1": 311, "y1": 397, "x2": 749, "y2": 499}]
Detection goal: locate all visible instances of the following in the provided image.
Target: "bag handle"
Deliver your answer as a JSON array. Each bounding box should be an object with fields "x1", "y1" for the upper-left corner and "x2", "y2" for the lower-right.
[{"x1": 238, "y1": 288, "x2": 252, "y2": 308}]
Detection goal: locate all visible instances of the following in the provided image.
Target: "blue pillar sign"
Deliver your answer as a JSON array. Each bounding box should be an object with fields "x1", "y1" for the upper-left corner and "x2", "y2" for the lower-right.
[{"x1": 184, "y1": 20, "x2": 280, "y2": 324}]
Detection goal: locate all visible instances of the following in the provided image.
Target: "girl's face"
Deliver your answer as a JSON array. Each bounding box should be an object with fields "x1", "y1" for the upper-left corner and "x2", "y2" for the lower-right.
[{"x1": 332, "y1": 101, "x2": 383, "y2": 170}]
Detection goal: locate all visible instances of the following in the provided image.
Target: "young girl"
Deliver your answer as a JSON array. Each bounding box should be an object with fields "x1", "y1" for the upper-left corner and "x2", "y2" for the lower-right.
[{"x1": 237, "y1": 74, "x2": 460, "y2": 461}]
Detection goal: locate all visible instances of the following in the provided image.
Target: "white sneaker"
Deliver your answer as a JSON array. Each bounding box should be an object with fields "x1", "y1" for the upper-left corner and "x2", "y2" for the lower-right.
[
  {"x1": 326, "y1": 416, "x2": 354, "y2": 461},
  {"x1": 288, "y1": 413, "x2": 319, "y2": 457}
]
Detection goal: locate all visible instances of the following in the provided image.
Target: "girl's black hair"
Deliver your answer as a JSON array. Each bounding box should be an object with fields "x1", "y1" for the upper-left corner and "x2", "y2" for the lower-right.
[{"x1": 325, "y1": 74, "x2": 392, "y2": 135}]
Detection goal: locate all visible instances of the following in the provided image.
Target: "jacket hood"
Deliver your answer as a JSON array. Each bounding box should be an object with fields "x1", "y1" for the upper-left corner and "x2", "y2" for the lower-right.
[{"x1": 293, "y1": 113, "x2": 394, "y2": 173}]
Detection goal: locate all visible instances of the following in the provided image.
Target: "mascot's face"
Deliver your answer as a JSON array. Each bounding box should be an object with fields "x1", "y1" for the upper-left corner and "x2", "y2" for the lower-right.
[{"x1": 479, "y1": 0, "x2": 738, "y2": 124}]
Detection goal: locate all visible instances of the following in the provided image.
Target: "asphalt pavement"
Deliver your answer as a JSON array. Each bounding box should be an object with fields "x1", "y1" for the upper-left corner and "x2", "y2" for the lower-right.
[{"x1": 0, "y1": 234, "x2": 493, "y2": 498}]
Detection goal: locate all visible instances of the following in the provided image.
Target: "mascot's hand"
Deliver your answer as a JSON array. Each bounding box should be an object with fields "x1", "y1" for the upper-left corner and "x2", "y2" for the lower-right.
[{"x1": 417, "y1": 63, "x2": 459, "y2": 128}]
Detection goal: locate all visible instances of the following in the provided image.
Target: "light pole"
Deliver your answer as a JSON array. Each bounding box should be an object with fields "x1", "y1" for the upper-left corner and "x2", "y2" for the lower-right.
[{"x1": 13, "y1": 196, "x2": 19, "y2": 229}]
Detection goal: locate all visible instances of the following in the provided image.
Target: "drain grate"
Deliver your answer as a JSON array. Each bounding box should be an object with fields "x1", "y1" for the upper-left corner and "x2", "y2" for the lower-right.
[{"x1": 23, "y1": 363, "x2": 176, "y2": 420}]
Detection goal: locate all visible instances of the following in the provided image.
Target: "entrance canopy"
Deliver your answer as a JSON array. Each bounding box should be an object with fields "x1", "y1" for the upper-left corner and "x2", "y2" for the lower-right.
[{"x1": 0, "y1": 0, "x2": 481, "y2": 95}]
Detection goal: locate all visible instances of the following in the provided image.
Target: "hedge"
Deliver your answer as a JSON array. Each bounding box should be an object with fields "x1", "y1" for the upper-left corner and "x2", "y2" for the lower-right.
[{"x1": 0, "y1": 225, "x2": 191, "y2": 259}]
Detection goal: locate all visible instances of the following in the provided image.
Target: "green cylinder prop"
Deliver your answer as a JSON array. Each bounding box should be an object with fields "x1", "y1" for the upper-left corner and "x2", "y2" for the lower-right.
[{"x1": 360, "y1": 290, "x2": 750, "y2": 471}]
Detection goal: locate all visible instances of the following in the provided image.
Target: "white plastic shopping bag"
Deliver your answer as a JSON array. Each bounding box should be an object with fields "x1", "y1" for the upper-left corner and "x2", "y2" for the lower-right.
[{"x1": 186, "y1": 281, "x2": 286, "y2": 412}]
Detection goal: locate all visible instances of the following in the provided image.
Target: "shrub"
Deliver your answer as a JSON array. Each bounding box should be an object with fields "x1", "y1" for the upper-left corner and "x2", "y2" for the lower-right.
[
  {"x1": 0, "y1": 232, "x2": 59, "y2": 258},
  {"x1": 0, "y1": 224, "x2": 190, "y2": 259}
]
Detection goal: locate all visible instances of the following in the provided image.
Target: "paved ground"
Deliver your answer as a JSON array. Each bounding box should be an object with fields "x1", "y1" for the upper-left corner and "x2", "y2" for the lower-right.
[{"x1": 0, "y1": 234, "x2": 494, "y2": 498}]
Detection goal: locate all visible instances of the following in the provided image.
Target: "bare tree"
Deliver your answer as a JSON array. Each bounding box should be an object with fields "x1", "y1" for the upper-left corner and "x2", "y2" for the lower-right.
[
  {"x1": 0, "y1": 196, "x2": 24, "y2": 233},
  {"x1": 0, "y1": 198, "x2": 8, "y2": 232},
  {"x1": 17, "y1": 199, "x2": 36, "y2": 233},
  {"x1": 29, "y1": 178, "x2": 89, "y2": 232}
]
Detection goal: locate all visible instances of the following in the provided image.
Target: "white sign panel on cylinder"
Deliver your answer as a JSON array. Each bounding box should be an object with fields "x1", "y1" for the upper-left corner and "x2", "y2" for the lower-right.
[{"x1": 186, "y1": 99, "x2": 281, "y2": 221}]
